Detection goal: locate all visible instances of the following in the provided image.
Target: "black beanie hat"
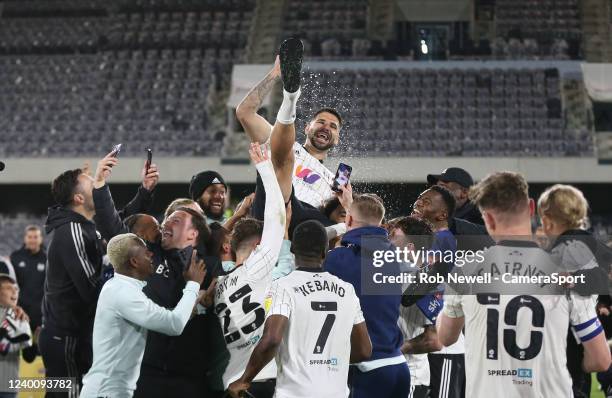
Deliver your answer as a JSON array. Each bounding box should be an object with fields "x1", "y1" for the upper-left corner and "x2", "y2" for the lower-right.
[{"x1": 189, "y1": 170, "x2": 226, "y2": 201}]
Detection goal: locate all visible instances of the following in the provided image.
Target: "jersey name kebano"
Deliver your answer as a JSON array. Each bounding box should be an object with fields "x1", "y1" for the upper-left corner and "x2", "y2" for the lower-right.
[{"x1": 295, "y1": 278, "x2": 346, "y2": 298}]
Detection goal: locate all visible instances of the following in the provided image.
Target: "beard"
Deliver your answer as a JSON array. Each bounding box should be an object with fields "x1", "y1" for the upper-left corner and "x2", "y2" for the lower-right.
[
  {"x1": 200, "y1": 199, "x2": 224, "y2": 219},
  {"x1": 85, "y1": 196, "x2": 96, "y2": 214},
  {"x1": 307, "y1": 129, "x2": 336, "y2": 151}
]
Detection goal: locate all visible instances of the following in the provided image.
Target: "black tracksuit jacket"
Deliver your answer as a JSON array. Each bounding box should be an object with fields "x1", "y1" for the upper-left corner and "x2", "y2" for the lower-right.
[
  {"x1": 42, "y1": 207, "x2": 103, "y2": 337},
  {"x1": 10, "y1": 246, "x2": 47, "y2": 329}
]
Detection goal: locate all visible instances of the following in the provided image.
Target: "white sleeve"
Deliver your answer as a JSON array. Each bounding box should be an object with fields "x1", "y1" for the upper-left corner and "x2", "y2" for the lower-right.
[
  {"x1": 266, "y1": 282, "x2": 293, "y2": 319},
  {"x1": 442, "y1": 293, "x2": 464, "y2": 318},
  {"x1": 117, "y1": 281, "x2": 200, "y2": 336},
  {"x1": 351, "y1": 286, "x2": 365, "y2": 325},
  {"x1": 569, "y1": 293, "x2": 603, "y2": 343},
  {"x1": 245, "y1": 159, "x2": 286, "y2": 277}
]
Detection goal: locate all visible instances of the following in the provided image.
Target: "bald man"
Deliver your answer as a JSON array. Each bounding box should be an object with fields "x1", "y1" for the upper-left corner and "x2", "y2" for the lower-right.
[{"x1": 81, "y1": 234, "x2": 206, "y2": 398}]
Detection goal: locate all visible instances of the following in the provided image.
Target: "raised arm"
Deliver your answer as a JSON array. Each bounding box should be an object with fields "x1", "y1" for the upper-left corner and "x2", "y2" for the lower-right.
[
  {"x1": 92, "y1": 153, "x2": 128, "y2": 240},
  {"x1": 235, "y1": 57, "x2": 280, "y2": 144},
  {"x1": 118, "y1": 160, "x2": 159, "y2": 219},
  {"x1": 272, "y1": 203, "x2": 294, "y2": 280},
  {"x1": 246, "y1": 143, "x2": 286, "y2": 275}
]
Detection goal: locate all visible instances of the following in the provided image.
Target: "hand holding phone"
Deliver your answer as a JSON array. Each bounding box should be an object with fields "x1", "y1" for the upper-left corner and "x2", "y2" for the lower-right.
[
  {"x1": 332, "y1": 163, "x2": 352, "y2": 192},
  {"x1": 142, "y1": 148, "x2": 159, "y2": 191},
  {"x1": 94, "y1": 149, "x2": 119, "y2": 188}
]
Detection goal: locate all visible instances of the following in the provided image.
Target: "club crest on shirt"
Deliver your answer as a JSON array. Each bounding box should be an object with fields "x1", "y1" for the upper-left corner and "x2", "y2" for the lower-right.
[
  {"x1": 37, "y1": 263, "x2": 45, "y2": 272},
  {"x1": 264, "y1": 296, "x2": 272, "y2": 313}
]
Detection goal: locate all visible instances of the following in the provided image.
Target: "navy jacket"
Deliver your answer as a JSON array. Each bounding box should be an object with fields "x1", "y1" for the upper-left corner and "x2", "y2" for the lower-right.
[{"x1": 324, "y1": 226, "x2": 403, "y2": 361}]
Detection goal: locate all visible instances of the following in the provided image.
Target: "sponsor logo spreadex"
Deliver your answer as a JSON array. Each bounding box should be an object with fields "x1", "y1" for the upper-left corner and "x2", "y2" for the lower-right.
[
  {"x1": 488, "y1": 368, "x2": 533, "y2": 386},
  {"x1": 309, "y1": 358, "x2": 338, "y2": 366}
]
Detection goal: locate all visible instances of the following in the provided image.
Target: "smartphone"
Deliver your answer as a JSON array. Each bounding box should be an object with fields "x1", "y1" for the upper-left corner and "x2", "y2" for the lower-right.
[
  {"x1": 332, "y1": 162, "x2": 352, "y2": 192},
  {"x1": 145, "y1": 148, "x2": 152, "y2": 173},
  {"x1": 178, "y1": 246, "x2": 195, "y2": 272},
  {"x1": 110, "y1": 143, "x2": 122, "y2": 158}
]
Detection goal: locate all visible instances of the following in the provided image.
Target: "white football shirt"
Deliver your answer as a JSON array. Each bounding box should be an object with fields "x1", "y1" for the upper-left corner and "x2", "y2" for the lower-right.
[
  {"x1": 443, "y1": 241, "x2": 603, "y2": 398},
  {"x1": 398, "y1": 304, "x2": 431, "y2": 386},
  {"x1": 265, "y1": 269, "x2": 365, "y2": 398},
  {"x1": 291, "y1": 143, "x2": 334, "y2": 208},
  {"x1": 214, "y1": 159, "x2": 286, "y2": 388}
]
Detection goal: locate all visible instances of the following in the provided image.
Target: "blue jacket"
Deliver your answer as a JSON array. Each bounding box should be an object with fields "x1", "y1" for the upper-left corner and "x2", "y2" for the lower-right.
[{"x1": 324, "y1": 226, "x2": 403, "y2": 361}]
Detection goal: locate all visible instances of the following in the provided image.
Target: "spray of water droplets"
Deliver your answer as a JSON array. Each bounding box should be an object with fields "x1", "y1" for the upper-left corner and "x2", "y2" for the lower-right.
[{"x1": 296, "y1": 65, "x2": 412, "y2": 216}]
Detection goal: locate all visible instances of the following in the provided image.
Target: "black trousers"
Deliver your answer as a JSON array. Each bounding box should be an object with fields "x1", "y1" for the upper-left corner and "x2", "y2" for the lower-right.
[
  {"x1": 134, "y1": 365, "x2": 208, "y2": 398},
  {"x1": 135, "y1": 366, "x2": 274, "y2": 398},
  {"x1": 247, "y1": 379, "x2": 276, "y2": 398},
  {"x1": 198, "y1": 380, "x2": 275, "y2": 398},
  {"x1": 38, "y1": 327, "x2": 91, "y2": 398},
  {"x1": 428, "y1": 354, "x2": 465, "y2": 398}
]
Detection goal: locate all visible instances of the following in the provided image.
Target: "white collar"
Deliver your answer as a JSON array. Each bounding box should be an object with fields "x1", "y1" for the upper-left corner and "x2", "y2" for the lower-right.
[{"x1": 113, "y1": 273, "x2": 147, "y2": 288}]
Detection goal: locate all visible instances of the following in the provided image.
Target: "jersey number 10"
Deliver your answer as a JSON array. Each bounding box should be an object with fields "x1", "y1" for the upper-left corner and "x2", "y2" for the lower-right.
[{"x1": 478, "y1": 294, "x2": 545, "y2": 361}]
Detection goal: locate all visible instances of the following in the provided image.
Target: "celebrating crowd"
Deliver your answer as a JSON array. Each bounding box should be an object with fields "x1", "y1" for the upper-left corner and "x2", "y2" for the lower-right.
[{"x1": 1, "y1": 38, "x2": 612, "y2": 398}]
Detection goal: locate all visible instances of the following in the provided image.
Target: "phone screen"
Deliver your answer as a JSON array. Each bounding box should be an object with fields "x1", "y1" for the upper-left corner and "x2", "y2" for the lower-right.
[
  {"x1": 332, "y1": 163, "x2": 352, "y2": 192},
  {"x1": 110, "y1": 143, "x2": 122, "y2": 158}
]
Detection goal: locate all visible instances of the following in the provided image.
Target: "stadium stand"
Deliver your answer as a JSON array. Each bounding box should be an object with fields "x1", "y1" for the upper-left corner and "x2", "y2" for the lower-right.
[
  {"x1": 0, "y1": 0, "x2": 599, "y2": 159},
  {"x1": 281, "y1": 0, "x2": 370, "y2": 59},
  {"x1": 0, "y1": 0, "x2": 256, "y2": 157},
  {"x1": 293, "y1": 64, "x2": 593, "y2": 157},
  {"x1": 0, "y1": 17, "x2": 105, "y2": 54},
  {"x1": 0, "y1": 52, "x2": 222, "y2": 156},
  {"x1": 106, "y1": 11, "x2": 252, "y2": 50},
  {"x1": 494, "y1": 0, "x2": 582, "y2": 59}
]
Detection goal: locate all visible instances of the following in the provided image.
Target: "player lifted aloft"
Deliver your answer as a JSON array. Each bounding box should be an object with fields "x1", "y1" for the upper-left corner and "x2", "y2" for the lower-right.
[
  {"x1": 436, "y1": 171, "x2": 611, "y2": 397},
  {"x1": 227, "y1": 220, "x2": 372, "y2": 398},
  {"x1": 236, "y1": 37, "x2": 343, "y2": 232}
]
